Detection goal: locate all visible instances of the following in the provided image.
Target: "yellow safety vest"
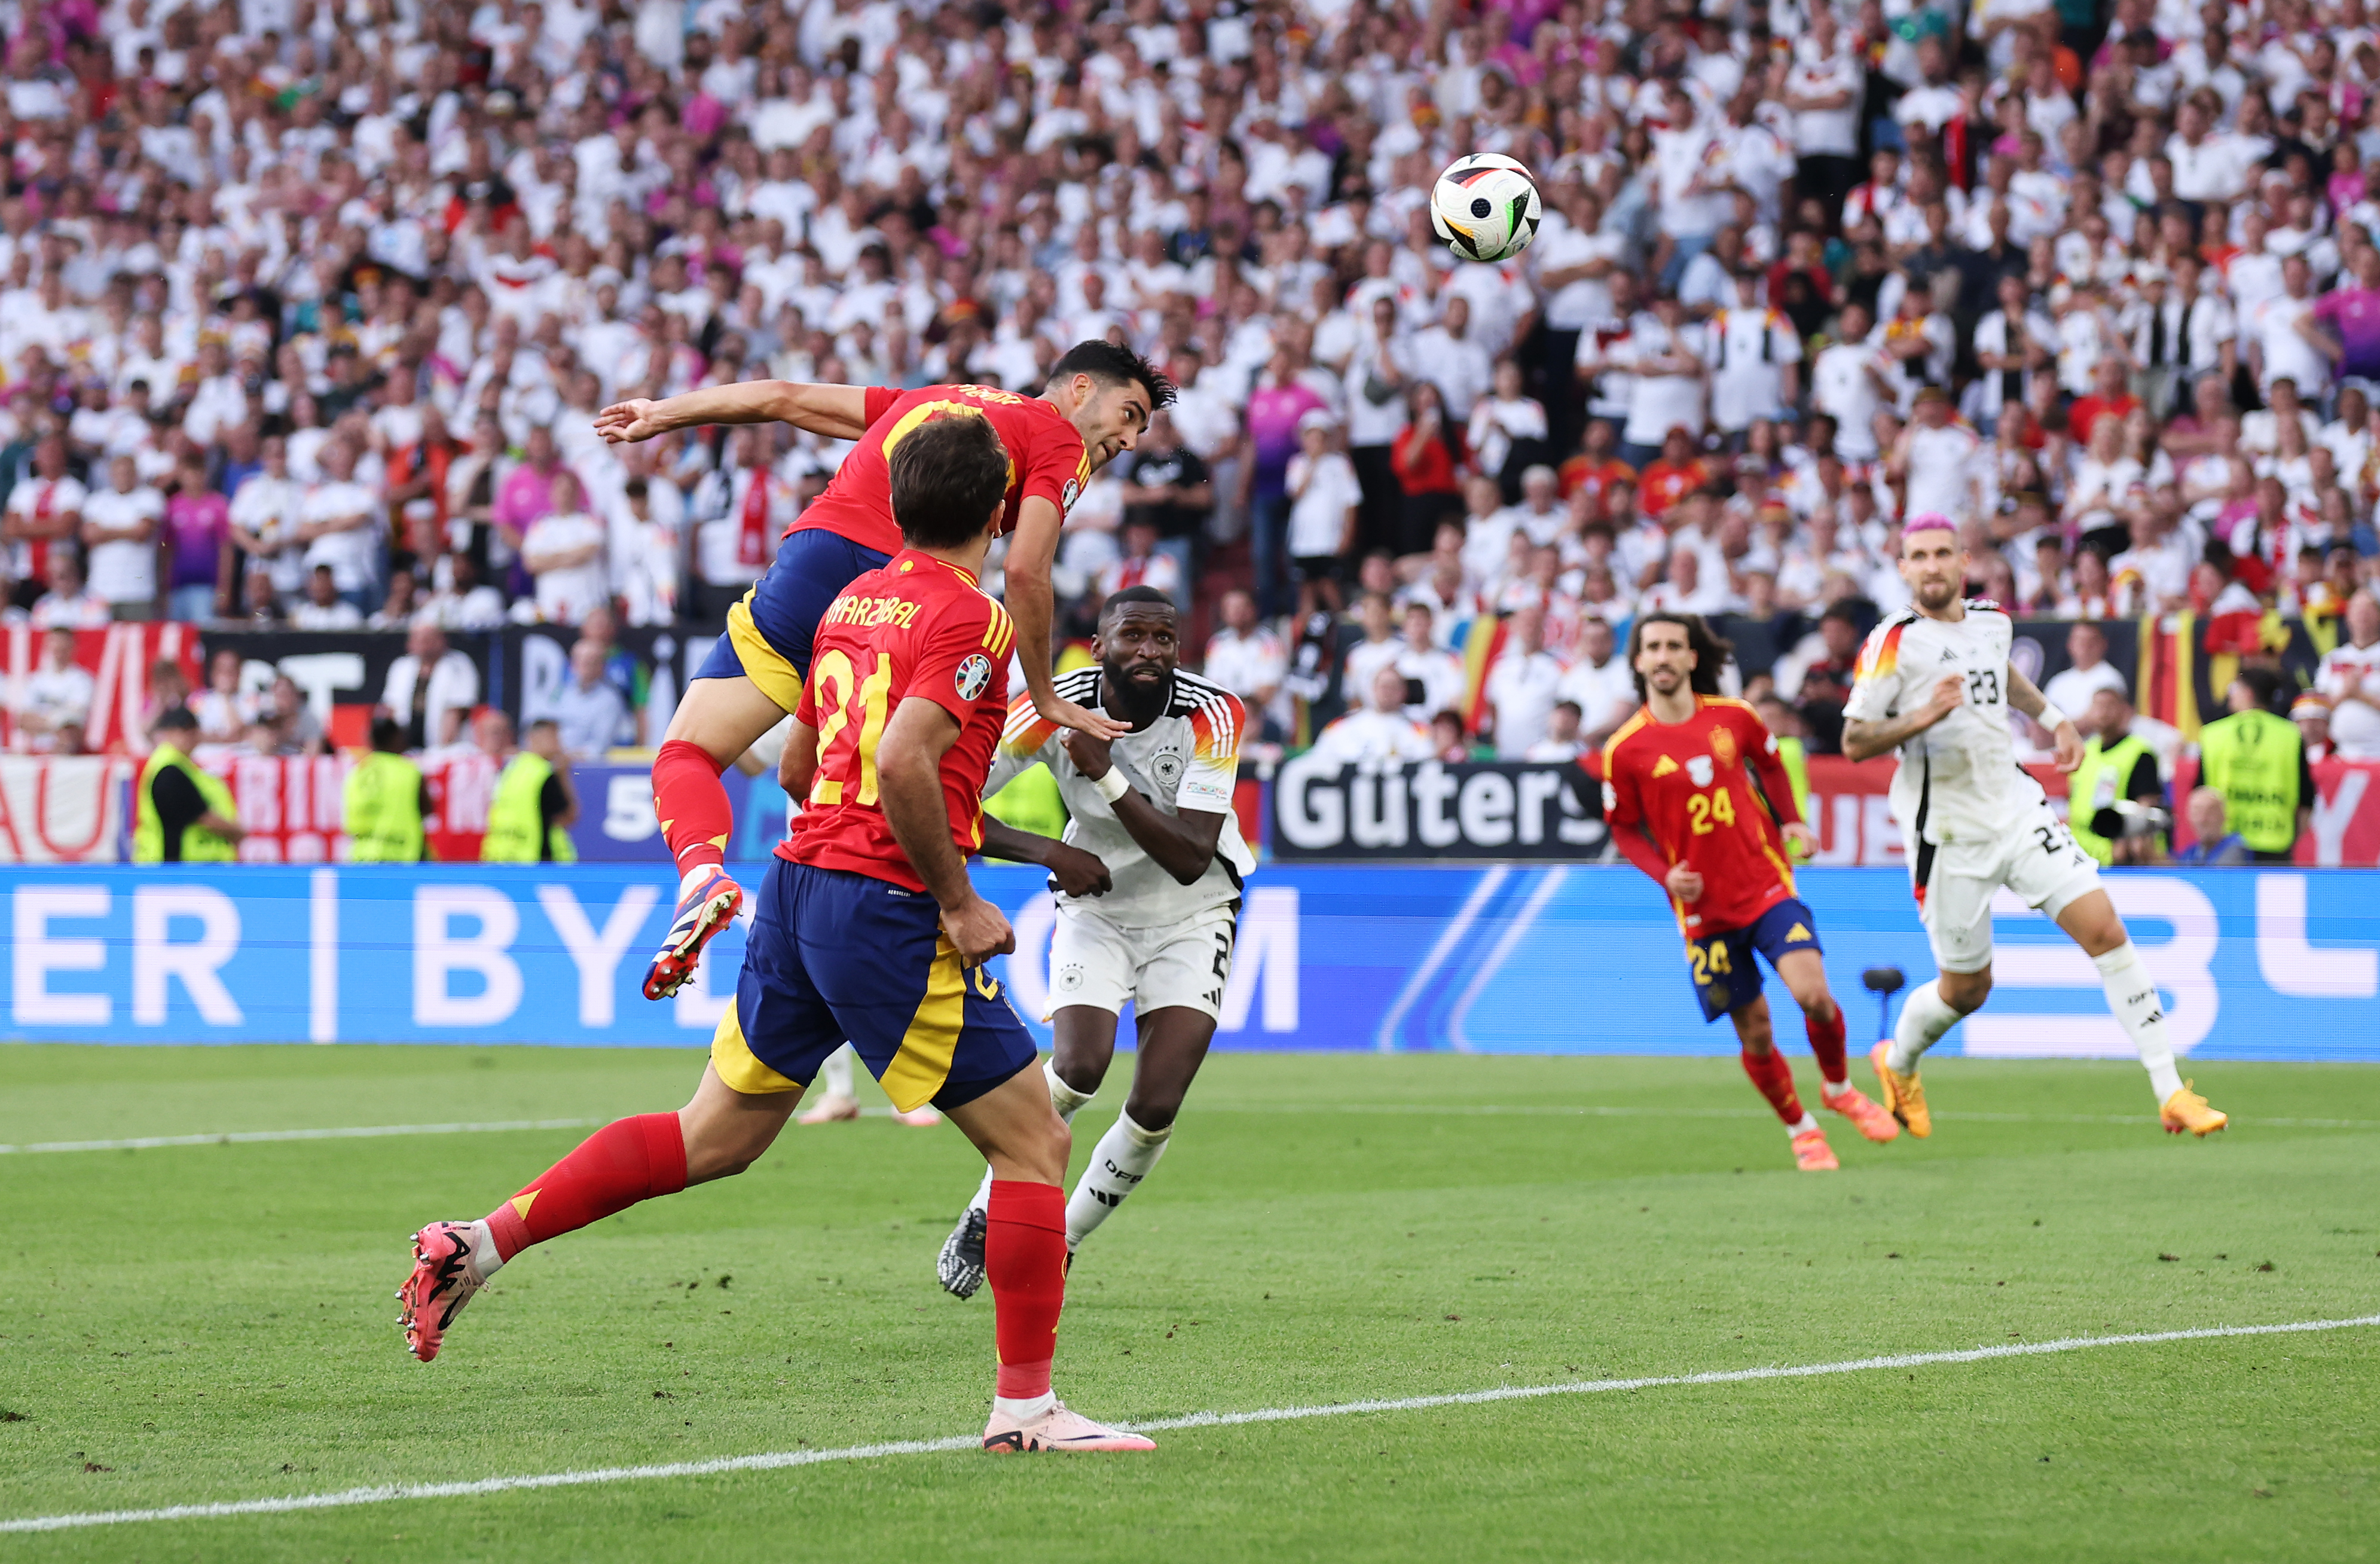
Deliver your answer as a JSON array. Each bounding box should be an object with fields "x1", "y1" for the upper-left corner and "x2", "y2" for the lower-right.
[
  {"x1": 1776, "y1": 734, "x2": 1811, "y2": 857},
  {"x1": 133, "y1": 743, "x2": 238, "y2": 863},
  {"x1": 345, "y1": 750, "x2": 427, "y2": 863},
  {"x1": 2195, "y1": 708, "x2": 2303, "y2": 856},
  {"x1": 2069, "y1": 731, "x2": 2159, "y2": 866},
  {"x1": 481, "y1": 752, "x2": 575, "y2": 863}
]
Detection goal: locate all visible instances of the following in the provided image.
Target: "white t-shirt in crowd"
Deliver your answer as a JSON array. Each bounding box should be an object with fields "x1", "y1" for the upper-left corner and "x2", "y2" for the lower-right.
[
  {"x1": 1286, "y1": 451, "x2": 1361, "y2": 558},
  {"x1": 2317, "y1": 640, "x2": 2380, "y2": 757},
  {"x1": 1484, "y1": 646, "x2": 1568, "y2": 757},
  {"x1": 523, "y1": 510, "x2": 610, "y2": 624},
  {"x1": 82, "y1": 484, "x2": 166, "y2": 604},
  {"x1": 301, "y1": 479, "x2": 381, "y2": 592}
]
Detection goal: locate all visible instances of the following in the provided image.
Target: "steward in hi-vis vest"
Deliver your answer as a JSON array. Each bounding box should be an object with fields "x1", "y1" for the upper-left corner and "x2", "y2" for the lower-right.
[
  {"x1": 134, "y1": 707, "x2": 243, "y2": 863},
  {"x1": 346, "y1": 716, "x2": 430, "y2": 862}
]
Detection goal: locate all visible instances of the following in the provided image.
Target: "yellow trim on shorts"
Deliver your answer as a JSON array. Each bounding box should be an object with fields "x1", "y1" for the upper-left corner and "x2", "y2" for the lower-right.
[
  {"x1": 710, "y1": 997, "x2": 802, "y2": 1095},
  {"x1": 725, "y1": 589, "x2": 806, "y2": 714},
  {"x1": 878, "y1": 938, "x2": 967, "y2": 1113}
]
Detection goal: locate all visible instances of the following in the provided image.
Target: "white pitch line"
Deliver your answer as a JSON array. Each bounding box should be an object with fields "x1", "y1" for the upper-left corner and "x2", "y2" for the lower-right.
[
  {"x1": 6, "y1": 1314, "x2": 2376, "y2": 1535},
  {"x1": 6, "y1": 1101, "x2": 2376, "y2": 1155}
]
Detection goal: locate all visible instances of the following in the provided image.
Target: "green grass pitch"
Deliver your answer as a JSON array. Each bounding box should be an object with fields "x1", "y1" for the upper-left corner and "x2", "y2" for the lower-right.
[{"x1": 2, "y1": 1043, "x2": 2376, "y2": 1562}]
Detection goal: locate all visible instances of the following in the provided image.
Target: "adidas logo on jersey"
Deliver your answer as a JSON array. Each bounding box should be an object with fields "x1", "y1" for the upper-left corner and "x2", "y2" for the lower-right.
[
  {"x1": 1651, "y1": 755, "x2": 1680, "y2": 777},
  {"x1": 1785, "y1": 923, "x2": 1813, "y2": 942},
  {"x1": 1940, "y1": 647, "x2": 1959, "y2": 662}
]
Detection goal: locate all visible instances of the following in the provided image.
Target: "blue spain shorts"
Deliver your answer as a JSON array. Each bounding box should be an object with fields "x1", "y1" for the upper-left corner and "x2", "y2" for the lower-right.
[
  {"x1": 709, "y1": 859, "x2": 1037, "y2": 1113},
  {"x1": 694, "y1": 528, "x2": 893, "y2": 710},
  {"x1": 1687, "y1": 897, "x2": 1824, "y2": 1023}
]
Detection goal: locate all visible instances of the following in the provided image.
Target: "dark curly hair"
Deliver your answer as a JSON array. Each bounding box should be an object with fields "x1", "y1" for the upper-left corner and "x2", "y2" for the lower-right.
[
  {"x1": 1046, "y1": 341, "x2": 1177, "y2": 410},
  {"x1": 1625, "y1": 611, "x2": 1734, "y2": 702}
]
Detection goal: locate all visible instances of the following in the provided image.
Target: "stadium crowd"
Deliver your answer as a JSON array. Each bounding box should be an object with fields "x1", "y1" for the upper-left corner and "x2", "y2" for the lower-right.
[{"x1": 3, "y1": 0, "x2": 2380, "y2": 845}]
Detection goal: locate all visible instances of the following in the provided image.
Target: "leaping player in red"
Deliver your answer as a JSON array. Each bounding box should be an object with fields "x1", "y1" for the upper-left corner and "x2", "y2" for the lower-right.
[
  {"x1": 399, "y1": 414, "x2": 1151, "y2": 1452},
  {"x1": 594, "y1": 345, "x2": 1165, "y2": 1003},
  {"x1": 1600, "y1": 612, "x2": 1901, "y2": 1170}
]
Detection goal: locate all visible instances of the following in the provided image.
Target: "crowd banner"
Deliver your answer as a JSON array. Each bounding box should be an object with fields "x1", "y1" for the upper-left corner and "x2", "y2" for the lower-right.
[
  {"x1": 0, "y1": 757, "x2": 136, "y2": 862},
  {"x1": 193, "y1": 625, "x2": 703, "y2": 737},
  {"x1": 1, "y1": 622, "x2": 203, "y2": 754},
  {"x1": 4, "y1": 865, "x2": 2375, "y2": 1061},
  {"x1": 1270, "y1": 755, "x2": 1609, "y2": 860}
]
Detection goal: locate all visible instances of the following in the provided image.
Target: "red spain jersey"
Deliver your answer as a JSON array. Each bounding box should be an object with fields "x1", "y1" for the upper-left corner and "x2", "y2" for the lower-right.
[
  {"x1": 1600, "y1": 696, "x2": 1803, "y2": 936},
  {"x1": 792, "y1": 384, "x2": 1092, "y2": 557},
  {"x1": 782, "y1": 550, "x2": 1018, "y2": 893}
]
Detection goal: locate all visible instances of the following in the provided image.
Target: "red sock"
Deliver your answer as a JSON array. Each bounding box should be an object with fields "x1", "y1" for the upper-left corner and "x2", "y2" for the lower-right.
[
  {"x1": 484, "y1": 1113, "x2": 688, "y2": 1261},
  {"x1": 1741, "y1": 1047, "x2": 1805, "y2": 1126},
  {"x1": 986, "y1": 1180, "x2": 1068, "y2": 1400},
  {"x1": 652, "y1": 739, "x2": 734, "y2": 877},
  {"x1": 1805, "y1": 1003, "x2": 1849, "y2": 1086}
]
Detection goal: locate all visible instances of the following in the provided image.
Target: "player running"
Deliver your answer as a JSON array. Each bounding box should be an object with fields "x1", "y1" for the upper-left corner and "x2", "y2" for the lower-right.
[
  {"x1": 932, "y1": 585, "x2": 1254, "y2": 1298},
  {"x1": 398, "y1": 415, "x2": 1154, "y2": 1453},
  {"x1": 594, "y1": 345, "x2": 1170, "y2": 1002},
  {"x1": 1842, "y1": 515, "x2": 2227, "y2": 1138},
  {"x1": 1601, "y1": 612, "x2": 1901, "y2": 1170}
]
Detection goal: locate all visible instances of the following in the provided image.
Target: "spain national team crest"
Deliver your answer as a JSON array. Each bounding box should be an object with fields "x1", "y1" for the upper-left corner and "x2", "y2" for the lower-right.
[
  {"x1": 1709, "y1": 726, "x2": 1737, "y2": 770},
  {"x1": 1686, "y1": 754, "x2": 1715, "y2": 787},
  {"x1": 955, "y1": 653, "x2": 994, "y2": 701}
]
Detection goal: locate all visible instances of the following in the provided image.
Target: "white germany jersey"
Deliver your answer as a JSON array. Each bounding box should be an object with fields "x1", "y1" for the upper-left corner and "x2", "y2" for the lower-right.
[
  {"x1": 987, "y1": 665, "x2": 1255, "y2": 929},
  {"x1": 1841, "y1": 601, "x2": 2048, "y2": 847}
]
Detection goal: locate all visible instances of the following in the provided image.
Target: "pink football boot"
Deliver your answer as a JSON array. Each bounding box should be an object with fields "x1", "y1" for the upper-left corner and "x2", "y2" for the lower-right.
[
  {"x1": 398, "y1": 1221, "x2": 488, "y2": 1363},
  {"x1": 982, "y1": 1400, "x2": 1156, "y2": 1453}
]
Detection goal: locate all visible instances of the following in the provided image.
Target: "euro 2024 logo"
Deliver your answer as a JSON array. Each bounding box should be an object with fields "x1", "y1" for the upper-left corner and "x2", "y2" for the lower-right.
[{"x1": 955, "y1": 653, "x2": 994, "y2": 701}]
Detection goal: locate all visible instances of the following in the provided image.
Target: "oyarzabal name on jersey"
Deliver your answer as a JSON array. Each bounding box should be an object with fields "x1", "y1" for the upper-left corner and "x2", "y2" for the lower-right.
[{"x1": 1273, "y1": 754, "x2": 1609, "y2": 859}]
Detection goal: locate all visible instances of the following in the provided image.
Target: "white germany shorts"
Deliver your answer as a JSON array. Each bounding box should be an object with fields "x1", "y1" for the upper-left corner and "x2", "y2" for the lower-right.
[
  {"x1": 1047, "y1": 902, "x2": 1240, "y2": 1022},
  {"x1": 1912, "y1": 797, "x2": 2102, "y2": 975}
]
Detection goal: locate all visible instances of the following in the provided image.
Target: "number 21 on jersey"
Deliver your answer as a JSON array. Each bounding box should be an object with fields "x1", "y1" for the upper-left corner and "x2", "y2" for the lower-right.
[{"x1": 809, "y1": 648, "x2": 893, "y2": 807}]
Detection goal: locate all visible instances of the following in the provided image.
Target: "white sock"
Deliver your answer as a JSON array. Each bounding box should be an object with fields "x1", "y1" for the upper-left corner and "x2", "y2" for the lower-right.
[
  {"x1": 821, "y1": 1044, "x2": 857, "y2": 1099},
  {"x1": 1888, "y1": 979, "x2": 1963, "y2": 1074},
  {"x1": 2094, "y1": 941, "x2": 2185, "y2": 1101},
  {"x1": 1822, "y1": 1077, "x2": 1850, "y2": 1098},
  {"x1": 993, "y1": 1391, "x2": 1056, "y2": 1420},
  {"x1": 468, "y1": 1218, "x2": 505, "y2": 1279},
  {"x1": 966, "y1": 1165, "x2": 994, "y2": 1215},
  {"x1": 1044, "y1": 1057, "x2": 1095, "y2": 1124},
  {"x1": 1786, "y1": 1112, "x2": 1819, "y2": 1137},
  {"x1": 1067, "y1": 1110, "x2": 1171, "y2": 1248},
  {"x1": 679, "y1": 865, "x2": 722, "y2": 897}
]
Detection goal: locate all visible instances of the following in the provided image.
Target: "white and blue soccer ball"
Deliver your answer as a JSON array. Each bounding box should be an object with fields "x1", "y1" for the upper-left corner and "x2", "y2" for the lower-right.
[{"x1": 1429, "y1": 153, "x2": 1544, "y2": 263}]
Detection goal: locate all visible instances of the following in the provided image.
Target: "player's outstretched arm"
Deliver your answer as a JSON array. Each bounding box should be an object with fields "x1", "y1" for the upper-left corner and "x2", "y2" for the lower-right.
[
  {"x1": 2005, "y1": 664, "x2": 2085, "y2": 772},
  {"x1": 878, "y1": 696, "x2": 1015, "y2": 966},
  {"x1": 595, "y1": 381, "x2": 872, "y2": 444},
  {"x1": 1841, "y1": 673, "x2": 1965, "y2": 762},
  {"x1": 1004, "y1": 497, "x2": 1131, "y2": 741},
  {"x1": 977, "y1": 817, "x2": 1113, "y2": 897}
]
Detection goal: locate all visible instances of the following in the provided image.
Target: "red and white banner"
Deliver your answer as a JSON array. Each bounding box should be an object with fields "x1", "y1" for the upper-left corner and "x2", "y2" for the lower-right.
[
  {"x1": 1796, "y1": 757, "x2": 2075, "y2": 867},
  {"x1": 0, "y1": 755, "x2": 136, "y2": 861},
  {"x1": 0, "y1": 749, "x2": 511, "y2": 863},
  {"x1": 206, "y1": 751, "x2": 505, "y2": 863},
  {"x1": 1, "y1": 623, "x2": 204, "y2": 756}
]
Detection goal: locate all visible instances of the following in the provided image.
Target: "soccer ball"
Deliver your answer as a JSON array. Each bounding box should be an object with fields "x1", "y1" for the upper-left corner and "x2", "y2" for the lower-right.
[{"x1": 1430, "y1": 154, "x2": 1543, "y2": 263}]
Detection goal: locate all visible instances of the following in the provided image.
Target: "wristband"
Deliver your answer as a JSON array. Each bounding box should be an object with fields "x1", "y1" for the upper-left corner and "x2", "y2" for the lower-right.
[
  {"x1": 1092, "y1": 767, "x2": 1131, "y2": 804},
  {"x1": 2036, "y1": 702, "x2": 2070, "y2": 732}
]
